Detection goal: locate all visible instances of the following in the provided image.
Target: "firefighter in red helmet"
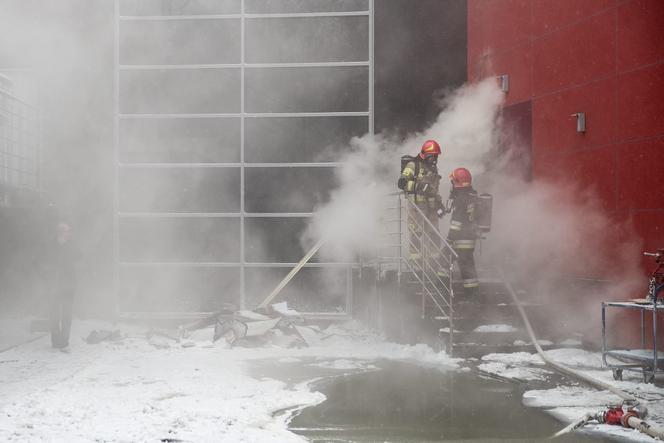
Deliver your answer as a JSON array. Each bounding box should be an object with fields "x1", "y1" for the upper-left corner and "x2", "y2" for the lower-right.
[
  {"x1": 397, "y1": 140, "x2": 446, "y2": 269},
  {"x1": 447, "y1": 167, "x2": 479, "y2": 297},
  {"x1": 397, "y1": 140, "x2": 444, "y2": 220}
]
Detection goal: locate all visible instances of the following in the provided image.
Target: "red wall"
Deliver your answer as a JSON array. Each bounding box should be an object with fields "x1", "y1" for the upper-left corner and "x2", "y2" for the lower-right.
[
  {"x1": 468, "y1": 0, "x2": 664, "y2": 272},
  {"x1": 468, "y1": 0, "x2": 664, "y2": 347}
]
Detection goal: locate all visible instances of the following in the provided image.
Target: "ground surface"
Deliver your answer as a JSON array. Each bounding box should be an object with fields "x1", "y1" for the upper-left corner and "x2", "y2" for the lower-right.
[
  {"x1": 0, "y1": 320, "x2": 458, "y2": 442},
  {"x1": 0, "y1": 319, "x2": 662, "y2": 442}
]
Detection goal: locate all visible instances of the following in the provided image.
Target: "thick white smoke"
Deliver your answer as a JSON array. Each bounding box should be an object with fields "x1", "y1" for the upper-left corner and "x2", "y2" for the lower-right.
[
  {"x1": 304, "y1": 78, "x2": 504, "y2": 261},
  {"x1": 306, "y1": 77, "x2": 643, "y2": 339}
]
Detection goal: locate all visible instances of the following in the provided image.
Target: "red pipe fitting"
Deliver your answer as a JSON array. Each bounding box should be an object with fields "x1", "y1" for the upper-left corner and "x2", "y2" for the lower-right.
[
  {"x1": 603, "y1": 407, "x2": 624, "y2": 426},
  {"x1": 621, "y1": 410, "x2": 640, "y2": 428}
]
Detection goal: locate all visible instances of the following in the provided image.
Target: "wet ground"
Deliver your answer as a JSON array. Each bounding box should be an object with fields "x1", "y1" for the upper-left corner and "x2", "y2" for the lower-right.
[{"x1": 250, "y1": 358, "x2": 603, "y2": 442}]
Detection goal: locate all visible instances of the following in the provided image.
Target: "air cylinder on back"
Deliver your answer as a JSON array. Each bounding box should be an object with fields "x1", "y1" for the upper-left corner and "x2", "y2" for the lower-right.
[{"x1": 475, "y1": 193, "x2": 493, "y2": 233}]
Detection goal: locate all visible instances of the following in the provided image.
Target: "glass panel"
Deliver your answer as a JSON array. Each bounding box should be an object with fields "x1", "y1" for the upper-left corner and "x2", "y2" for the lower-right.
[
  {"x1": 119, "y1": 217, "x2": 240, "y2": 262},
  {"x1": 244, "y1": 167, "x2": 336, "y2": 213},
  {"x1": 245, "y1": 217, "x2": 308, "y2": 263},
  {"x1": 119, "y1": 167, "x2": 240, "y2": 212},
  {"x1": 245, "y1": 17, "x2": 368, "y2": 63},
  {"x1": 245, "y1": 66, "x2": 368, "y2": 113},
  {"x1": 245, "y1": 116, "x2": 366, "y2": 163},
  {"x1": 120, "y1": 0, "x2": 241, "y2": 15},
  {"x1": 120, "y1": 19, "x2": 240, "y2": 65},
  {"x1": 119, "y1": 267, "x2": 240, "y2": 312},
  {"x1": 245, "y1": 267, "x2": 347, "y2": 312},
  {"x1": 245, "y1": 0, "x2": 367, "y2": 13},
  {"x1": 120, "y1": 69, "x2": 241, "y2": 114},
  {"x1": 120, "y1": 118, "x2": 241, "y2": 163}
]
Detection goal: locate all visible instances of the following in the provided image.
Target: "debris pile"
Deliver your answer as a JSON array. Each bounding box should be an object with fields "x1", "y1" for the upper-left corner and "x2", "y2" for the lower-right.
[{"x1": 84, "y1": 303, "x2": 343, "y2": 350}]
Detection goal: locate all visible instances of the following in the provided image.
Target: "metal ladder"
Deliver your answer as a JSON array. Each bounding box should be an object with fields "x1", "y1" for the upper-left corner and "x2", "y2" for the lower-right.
[{"x1": 370, "y1": 192, "x2": 458, "y2": 350}]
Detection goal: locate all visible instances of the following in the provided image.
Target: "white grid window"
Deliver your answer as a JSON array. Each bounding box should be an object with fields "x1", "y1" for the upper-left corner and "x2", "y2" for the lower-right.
[{"x1": 114, "y1": 0, "x2": 373, "y2": 316}]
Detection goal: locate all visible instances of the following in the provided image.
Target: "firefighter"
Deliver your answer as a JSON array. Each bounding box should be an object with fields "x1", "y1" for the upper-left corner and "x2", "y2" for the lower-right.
[
  {"x1": 397, "y1": 139, "x2": 444, "y2": 224},
  {"x1": 394, "y1": 140, "x2": 444, "y2": 343},
  {"x1": 447, "y1": 167, "x2": 479, "y2": 297},
  {"x1": 397, "y1": 140, "x2": 445, "y2": 265}
]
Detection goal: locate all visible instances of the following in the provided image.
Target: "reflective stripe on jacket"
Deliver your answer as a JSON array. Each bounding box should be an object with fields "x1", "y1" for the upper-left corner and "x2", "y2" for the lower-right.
[
  {"x1": 400, "y1": 159, "x2": 442, "y2": 209},
  {"x1": 447, "y1": 186, "x2": 478, "y2": 248}
]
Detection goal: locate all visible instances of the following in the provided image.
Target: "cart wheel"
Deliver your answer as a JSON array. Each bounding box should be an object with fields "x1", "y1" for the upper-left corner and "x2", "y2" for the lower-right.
[{"x1": 612, "y1": 369, "x2": 623, "y2": 381}]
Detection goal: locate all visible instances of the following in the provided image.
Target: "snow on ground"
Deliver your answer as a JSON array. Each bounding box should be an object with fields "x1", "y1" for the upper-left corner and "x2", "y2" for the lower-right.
[
  {"x1": 479, "y1": 351, "x2": 551, "y2": 381},
  {"x1": 3, "y1": 318, "x2": 664, "y2": 442},
  {"x1": 478, "y1": 361, "x2": 551, "y2": 381},
  {"x1": 308, "y1": 359, "x2": 378, "y2": 371},
  {"x1": 0, "y1": 319, "x2": 459, "y2": 442},
  {"x1": 473, "y1": 324, "x2": 517, "y2": 333},
  {"x1": 0, "y1": 317, "x2": 44, "y2": 352},
  {"x1": 478, "y1": 347, "x2": 664, "y2": 442}
]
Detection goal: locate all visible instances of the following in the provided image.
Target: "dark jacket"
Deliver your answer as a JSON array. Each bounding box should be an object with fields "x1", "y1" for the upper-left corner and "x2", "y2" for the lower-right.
[
  {"x1": 447, "y1": 186, "x2": 478, "y2": 243},
  {"x1": 45, "y1": 241, "x2": 80, "y2": 293}
]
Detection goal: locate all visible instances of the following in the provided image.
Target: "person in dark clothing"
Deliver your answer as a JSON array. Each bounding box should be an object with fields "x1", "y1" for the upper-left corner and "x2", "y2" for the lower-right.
[
  {"x1": 447, "y1": 168, "x2": 479, "y2": 297},
  {"x1": 48, "y1": 222, "x2": 78, "y2": 350}
]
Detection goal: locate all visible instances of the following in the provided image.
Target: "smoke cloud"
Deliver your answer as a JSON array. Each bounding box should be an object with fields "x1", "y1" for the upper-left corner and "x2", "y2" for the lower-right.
[
  {"x1": 0, "y1": 2, "x2": 644, "y2": 335},
  {"x1": 304, "y1": 78, "x2": 504, "y2": 260},
  {"x1": 307, "y1": 77, "x2": 643, "y2": 341}
]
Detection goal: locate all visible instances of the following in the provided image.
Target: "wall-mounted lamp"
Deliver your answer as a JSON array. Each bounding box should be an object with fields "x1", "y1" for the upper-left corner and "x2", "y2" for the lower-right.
[
  {"x1": 570, "y1": 112, "x2": 586, "y2": 133},
  {"x1": 498, "y1": 74, "x2": 509, "y2": 93}
]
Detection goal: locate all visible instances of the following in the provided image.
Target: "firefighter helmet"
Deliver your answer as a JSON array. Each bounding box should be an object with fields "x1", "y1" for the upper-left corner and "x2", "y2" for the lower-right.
[
  {"x1": 419, "y1": 140, "x2": 441, "y2": 159},
  {"x1": 450, "y1": 167, "x2": 472, "y2": 187}
]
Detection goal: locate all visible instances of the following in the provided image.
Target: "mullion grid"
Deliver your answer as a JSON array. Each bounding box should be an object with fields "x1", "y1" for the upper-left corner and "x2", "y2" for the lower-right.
[
  {"x1": 0, "y1": 90, "x2": 40, "y2": 193},
  {"x1": 114, "y1": 2, "x2": 373, "y2": 315}
]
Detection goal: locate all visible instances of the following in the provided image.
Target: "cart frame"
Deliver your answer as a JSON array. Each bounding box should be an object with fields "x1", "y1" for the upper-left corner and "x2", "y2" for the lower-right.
[{"x1": 602, "y1": 301, "x2": 663, "y2": 383}]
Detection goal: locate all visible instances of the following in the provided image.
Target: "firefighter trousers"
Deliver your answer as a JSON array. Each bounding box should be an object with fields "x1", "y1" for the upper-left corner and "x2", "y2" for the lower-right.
[{"x1": 454, "y1": 246, "x2": 479, "y2": 297}]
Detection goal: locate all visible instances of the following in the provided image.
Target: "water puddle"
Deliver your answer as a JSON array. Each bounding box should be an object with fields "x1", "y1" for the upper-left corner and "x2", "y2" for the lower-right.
[{"x1": 260, "y1": 359, "x2": 602, "y2": 442}]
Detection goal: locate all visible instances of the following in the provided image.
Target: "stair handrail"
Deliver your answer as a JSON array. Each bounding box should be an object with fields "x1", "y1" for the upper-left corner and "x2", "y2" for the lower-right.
[
  {"x1": 401, "y1": 194, "x2": 458, "y2": 260},
  {"x1": 400, "y1": 257, "x2": 450, "y2": 316},
  {"x1": 371, "y1": 192, "x2": 459, "y2": 351},
  {"x1": 399, "y1": 193, "x2": 456, "y2": 313},
  {"x1": 404, "y1": 234, "x2": 453, "y2": 297},
  {"x1": 400, "y1": 246, "x2": 452, "y2": 310}
]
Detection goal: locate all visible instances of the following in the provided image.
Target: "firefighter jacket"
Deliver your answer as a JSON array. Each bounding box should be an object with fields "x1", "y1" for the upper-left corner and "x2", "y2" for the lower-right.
[
  {"x1": 399, "y1": 158, "x2": 443, "y2": 212},
  {"x1": 447, "y1": 186, "x2": 478, "y2": 250}
]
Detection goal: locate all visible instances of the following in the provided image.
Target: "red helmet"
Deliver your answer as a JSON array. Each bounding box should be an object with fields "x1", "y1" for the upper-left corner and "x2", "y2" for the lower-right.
[
  {"x1": 450, "y1": 168, "x2": 472, "y2": 187},
  {"x1": 419, "y1": 140, "x2": 441, "y2": 159}
]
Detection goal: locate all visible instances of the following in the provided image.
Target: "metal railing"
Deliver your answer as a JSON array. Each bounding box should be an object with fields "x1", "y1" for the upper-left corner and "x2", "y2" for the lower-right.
[{"x1": 373, "y1": 192, "x2": 458, "y2": 348}]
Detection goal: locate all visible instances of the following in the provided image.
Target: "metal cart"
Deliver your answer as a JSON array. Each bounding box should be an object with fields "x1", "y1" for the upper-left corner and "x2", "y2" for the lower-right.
[{"x1": 601, "y1": 300, "x2": 664, "y2": 383}]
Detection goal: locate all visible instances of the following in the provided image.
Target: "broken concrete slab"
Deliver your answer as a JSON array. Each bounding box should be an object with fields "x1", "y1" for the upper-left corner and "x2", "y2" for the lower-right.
[{"x1": 293, "y1": 325, "x2": 324, "y2": 347}]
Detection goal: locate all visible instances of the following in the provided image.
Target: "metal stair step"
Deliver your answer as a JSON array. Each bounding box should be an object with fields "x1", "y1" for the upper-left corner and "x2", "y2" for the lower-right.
[{"x1": 439, "y1": 328, "x2": 528, "y2": 346}]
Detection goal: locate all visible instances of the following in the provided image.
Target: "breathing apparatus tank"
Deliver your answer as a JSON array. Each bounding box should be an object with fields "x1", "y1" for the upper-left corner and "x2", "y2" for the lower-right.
[{"x1": 475, "y1": 193, "x2": 493, "y2": 233}]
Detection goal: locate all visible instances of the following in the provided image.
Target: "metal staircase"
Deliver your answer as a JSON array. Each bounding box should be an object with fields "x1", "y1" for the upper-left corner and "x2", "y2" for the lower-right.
[
  {"x1": 365, "y1": 193, "x2": 577, "y2": 357},
  {"x1": 368, "y1": 192, "x2": 458, "y2": 350}
]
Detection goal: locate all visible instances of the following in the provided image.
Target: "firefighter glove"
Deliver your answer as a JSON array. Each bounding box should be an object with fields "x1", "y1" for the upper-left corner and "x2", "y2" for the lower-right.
[{"x1": 397, "y1": 177, "x2": 408, "y2": 191}]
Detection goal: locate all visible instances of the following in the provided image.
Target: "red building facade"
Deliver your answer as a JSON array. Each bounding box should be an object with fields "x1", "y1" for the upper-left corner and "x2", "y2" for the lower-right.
[{"x1": 468, "y1": 0, "x2": 664, "y2": 275}]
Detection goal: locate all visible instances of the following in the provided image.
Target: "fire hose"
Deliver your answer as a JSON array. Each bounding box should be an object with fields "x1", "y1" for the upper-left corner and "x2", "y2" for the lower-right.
[
  {"x1": 552, "y1": 405, "x2": 660, "y2": 439},
  {"x1": 497, "y1": 269, "x2": 664, "y2": 440}
]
